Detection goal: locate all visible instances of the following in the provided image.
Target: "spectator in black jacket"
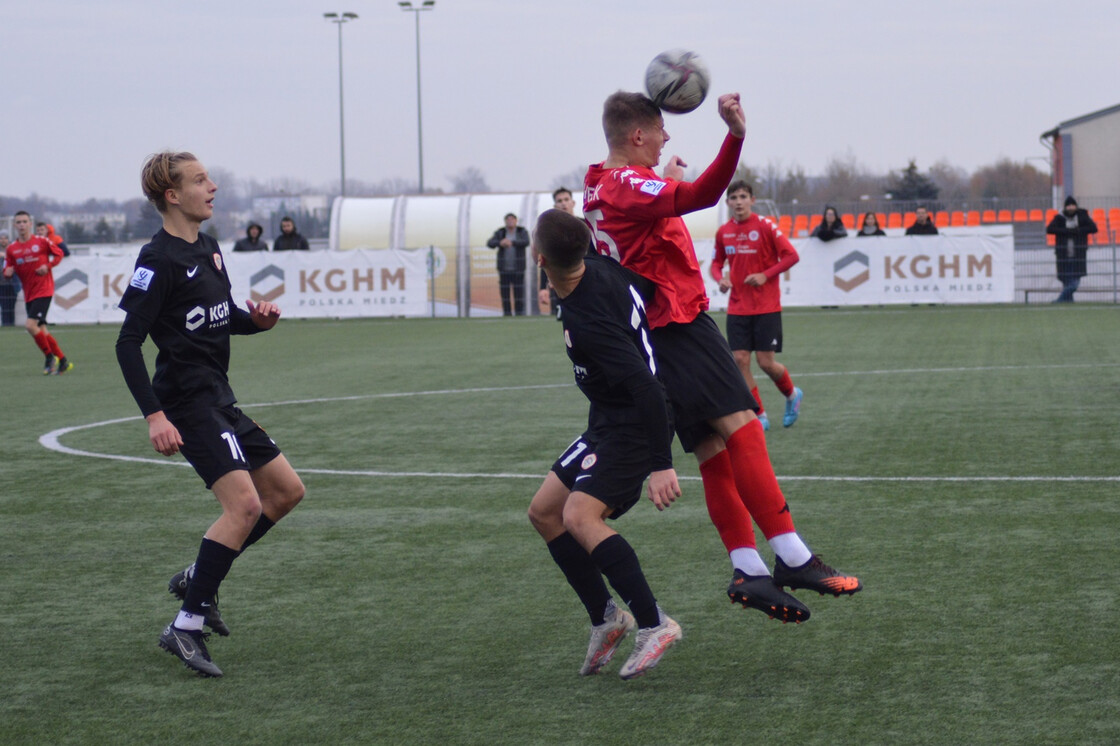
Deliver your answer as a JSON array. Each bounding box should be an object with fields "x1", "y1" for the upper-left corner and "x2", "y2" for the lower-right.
[
  {"x1": 0, "y1": 231, "x2": 18, "y2": 326},
  {"x1": 809, "y1": 206, "x2": 847, "y2": 241},
  {"x1": 486, "y1": 213, "x2": 530, "y2": 315},
  {"x1": 905, "y1": 207, "x2": 939, "y2": 235},
  {"x1": 857, "y1": 212, "x2": 886, "y2": 237},
  {"x1": 273, "y1": 217, "x2": 310, "y2": 251},
  {"x1": 232, "y1": 222, "x2": 268, "y2": 252},
  {"x1": 1046, "y1": 196, "x2": 1098, "y2": 303}
]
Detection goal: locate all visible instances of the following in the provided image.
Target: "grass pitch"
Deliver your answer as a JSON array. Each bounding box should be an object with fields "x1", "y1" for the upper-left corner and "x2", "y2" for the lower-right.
[{"x1": 1, "y1": 303, "x2": 1118, "y2": 744}]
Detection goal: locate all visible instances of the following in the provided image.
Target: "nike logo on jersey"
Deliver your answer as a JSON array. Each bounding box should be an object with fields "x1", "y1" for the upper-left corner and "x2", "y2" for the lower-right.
[
  {"x1": 187, "y1": 266, "x2": 199, "y2": 278},
  {"x1": 575, "y1": 474, "x2": 591, "y2": 482}
]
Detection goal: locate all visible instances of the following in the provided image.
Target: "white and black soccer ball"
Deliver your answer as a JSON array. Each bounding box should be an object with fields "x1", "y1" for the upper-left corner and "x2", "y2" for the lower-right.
[{"x1": 644, "y1": 49, "x2": 710, "y2": 114}]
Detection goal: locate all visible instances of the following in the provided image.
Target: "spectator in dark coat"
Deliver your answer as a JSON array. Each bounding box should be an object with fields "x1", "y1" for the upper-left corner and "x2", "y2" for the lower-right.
[
  {"x1": 857, "y1": 212, "x2": 886, "y2": 237},
  {"x1": 232, "y1": 222, "x2": 268, "y2": 252},
  {"x1": 1046, "y1": 196, "x2": 1098, "y2": 302},
  {"x1": 273, "y1": 217, "x2": 310, "y2": 251},
  {"x1": 905, "y1": 207, "x2": 939, "y2": 235},
  {"x1": 809, "y1": 206, "x2": 847, "y2": 242},
  {"x1": 486, "y1": 213, "x2": 530, "y2": 315}
]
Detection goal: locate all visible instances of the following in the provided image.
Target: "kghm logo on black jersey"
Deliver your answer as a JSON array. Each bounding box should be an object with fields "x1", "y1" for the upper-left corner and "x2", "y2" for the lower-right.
[
  {"x1": 184, "y1": 301, "x2": 230, "y2": 331},
  {"x1": 185, "y1": 306, "x2": 206, "y2": 331}
]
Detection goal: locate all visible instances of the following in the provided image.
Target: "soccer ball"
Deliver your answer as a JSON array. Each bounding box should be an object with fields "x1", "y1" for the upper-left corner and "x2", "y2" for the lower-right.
[{"x1": 644, "y1": 49, "x2": 710, "y2": 114}]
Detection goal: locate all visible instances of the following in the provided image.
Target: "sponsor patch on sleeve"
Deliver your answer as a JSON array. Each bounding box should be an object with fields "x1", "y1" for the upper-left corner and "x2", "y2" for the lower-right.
[
  {"x1": 129, "y1": 267, "x2": 155, "y2": 291},
  {"x1": 640, "y1": 179, "x2": 667, "y2": 196}
]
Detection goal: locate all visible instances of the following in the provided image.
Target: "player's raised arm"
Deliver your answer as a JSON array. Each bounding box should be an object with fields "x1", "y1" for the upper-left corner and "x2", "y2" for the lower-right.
[{"x1": 672, "y1": 95, "x2": 745, "y2": 215}]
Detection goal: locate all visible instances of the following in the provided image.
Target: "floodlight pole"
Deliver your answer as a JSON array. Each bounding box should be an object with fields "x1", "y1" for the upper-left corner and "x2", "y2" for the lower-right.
[
  {"x1": 399, "y1": 1, "x2": 435, "y2": 194},
  {"x1": 324, "y1": 12, "x2": 359, "y2": 197}
]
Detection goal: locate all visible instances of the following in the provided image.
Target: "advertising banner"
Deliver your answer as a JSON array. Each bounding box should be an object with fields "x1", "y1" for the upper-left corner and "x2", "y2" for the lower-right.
[
  {"x1": 44, "y1": 248, "x2": 441, "y2": 325},
  {"x1": 701, "y1": 230, "x2": 1015, "y2": 309}
]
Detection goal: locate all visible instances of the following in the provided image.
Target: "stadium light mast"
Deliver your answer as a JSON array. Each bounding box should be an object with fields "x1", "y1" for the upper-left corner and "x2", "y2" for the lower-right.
[
  {"x1": 399, "y1": 0, "x2": 435, "y2": 194},
  {"x1": 324, "y1": 12, "x2": 359, "y2": 197}
]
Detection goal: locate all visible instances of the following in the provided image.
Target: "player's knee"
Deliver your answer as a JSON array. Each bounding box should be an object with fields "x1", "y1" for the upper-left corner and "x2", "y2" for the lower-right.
[
  {"x1": 732, "y1": 349, "x2": 752, "y2": 368},
  {"x1": 224, "y1": 492, "x2": 263, "y2": 532},
  {"x1": 561, "y1": 503, "x2": 596, "y2": 538},
  {"x1": 527, "y1": 499, "x2": 561, "y2": 536},
  {"x1": 280, "y1": 477, "x2": 306, "y2": 510}
]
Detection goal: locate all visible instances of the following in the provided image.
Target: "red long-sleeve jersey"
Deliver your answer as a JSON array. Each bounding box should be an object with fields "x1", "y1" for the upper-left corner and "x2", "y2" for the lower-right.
[
  {"x1": 583, "y1": 133, "x2": 743, "y2": 329},
  {"x1": 710, "y1": 214, "x2": 799, "y2": 316}
]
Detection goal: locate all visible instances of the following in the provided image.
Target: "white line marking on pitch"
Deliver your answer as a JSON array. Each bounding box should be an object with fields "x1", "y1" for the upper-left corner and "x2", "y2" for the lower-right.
[{"x1": 38, "y1": 372, "x2": 1120, "y2": 483}]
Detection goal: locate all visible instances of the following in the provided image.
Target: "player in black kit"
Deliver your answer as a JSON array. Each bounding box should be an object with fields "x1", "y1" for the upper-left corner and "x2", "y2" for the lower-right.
[
  {"x1": 116, "y1": 152, "x2": 305, "y2": 678},
  {"x1": 526, "y1": 209, "x2": 682, "y2": 680}
]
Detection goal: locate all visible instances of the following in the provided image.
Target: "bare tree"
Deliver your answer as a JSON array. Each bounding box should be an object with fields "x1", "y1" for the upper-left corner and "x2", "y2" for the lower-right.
[
  {"x1": 449, "y1": 167, "x2": 490, "y2": 194},
  {"x1": 969, "y1": 158, "x2": 1049, "y2": 200},
  {"x1": 928, "y1": 159, "x2": 970, "y2": 204},
  {"x1": 810, "y1": 152, "x2": 881, "y2": 203},
  {"x1": 776, "y1": 164, "x2": 809, "y2": 205},
  {"x1": 551, "y1": 165, "x2": 589, "y2": 192}
]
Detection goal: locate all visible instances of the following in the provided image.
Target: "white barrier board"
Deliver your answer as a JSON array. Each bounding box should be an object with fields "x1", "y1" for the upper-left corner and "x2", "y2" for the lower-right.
[{"x1": 699, "y1": 231, "x2": 1015, "y2": 309}]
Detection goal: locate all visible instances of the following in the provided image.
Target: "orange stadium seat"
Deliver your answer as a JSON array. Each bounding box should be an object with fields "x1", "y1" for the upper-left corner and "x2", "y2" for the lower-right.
[
  {"x1": 1045, "y1": 209, "x2": 1057, "y2": 246},
  {"x1": 1013, "y1": 209, "x2": 1029, "y2": 222},
  {"x1": 1091, "y1": 209, "x2": 1108, "y2": 244},
  {"x1": 841, "y1": 213, "x2": 855, "y2": 229},
  {"x1": 950, "y1": 211, "x2": 965, "y2": 226},
  {"x1": 966, "y1": 211, "x2": 981, "y2": 226},
  {"x1": 793, "y1": 215, "x2": 808, "y2": 237},
  {"x1": 877, "y1": 213, "x2": 888, "y2": 230},
  {"x1": 997, "y1": 209, "x2": 1012, "y2": 222},
  {"x1": 887, "y1": 213, "x2": 903, "y2": 228},
  {"x1": 778, "y1": 215, "x2": 792, "y2": 235},
  {"x1": 981, "y1": 210, "x2": 996, "y2": 223},
  {"x1": 903, "y1": 212, "x2": 916, "y2": 228},
  {"x1": 808, "y1": 214, "x2": 822, "y2": 232},
  {"x1": 1029, "y1": 209, "x2": 1044, "y2": 221},
  {"x1": 934, "y1": 212, "x2": 949, "y2": 228}
]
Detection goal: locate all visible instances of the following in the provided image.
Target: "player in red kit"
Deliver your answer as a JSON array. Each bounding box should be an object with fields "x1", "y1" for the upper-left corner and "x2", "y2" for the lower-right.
[
  {"x1": 3, "y1": 211, "x2": 73, "y2": 374},
  {"x1": 584, "y1": 91, "x2": 860, "y2": 623},
  {"x1": 711, "y1": 181, "x2": 803, "y2": 431}
]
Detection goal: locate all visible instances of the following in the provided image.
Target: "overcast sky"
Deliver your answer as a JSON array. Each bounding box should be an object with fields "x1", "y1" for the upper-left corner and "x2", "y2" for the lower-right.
[{"x1": 3, "y1": 0, "x2": 1116, "y2": 203}]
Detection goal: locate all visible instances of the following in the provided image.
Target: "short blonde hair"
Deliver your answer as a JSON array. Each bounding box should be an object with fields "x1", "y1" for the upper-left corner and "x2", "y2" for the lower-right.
[{"x1": 140, "y1": 151, "x2": 197, "y2": 213}]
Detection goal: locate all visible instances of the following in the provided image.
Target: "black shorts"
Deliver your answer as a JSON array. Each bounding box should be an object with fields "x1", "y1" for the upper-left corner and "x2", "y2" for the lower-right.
[
  {"x1": 650, "y1": 313, "x2": 758, "y2": 452},
  {"x1": 550, "y1": 430, "x2": 650, "y2": 519},
  {"x1": 726, "y1": 312, "x2": 783, "y2": 353},
  {"x1": 169, "y1": 404, "x2": 283, "y2": 489},
  {"x1": 25, "y1": 296, "x2": 52, "y2": 325}
]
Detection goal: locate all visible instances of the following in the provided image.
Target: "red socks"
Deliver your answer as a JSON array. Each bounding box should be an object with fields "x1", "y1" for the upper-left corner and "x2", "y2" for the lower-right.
[
  {"x1": 698, "y1": 448, "x2": 757, "y2": 552},
  {"x1": 32, "y1": 330, "x2": 64, "y2": 359},
  {"x1": 723, "y1": 420, "x2": 796, "y2": 539},
  {"x1": 46, "y1": 334, "x2": 63, "y2": 359},
  {"x1": 775, "y1": 369, "x2": 794, "y2": 398},
  {"x1": 750, "y1": 386, "x2": 764, "y2": 415}
]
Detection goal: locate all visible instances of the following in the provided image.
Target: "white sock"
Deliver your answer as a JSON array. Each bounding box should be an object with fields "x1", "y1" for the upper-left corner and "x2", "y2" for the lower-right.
[
  {"x1": 729, "y1": 547, "x2": 770, "y2": 576},
  {"x1": 174, "y1": 610, "x2": 204, "y2": 631},
  {"x1": 768, "y1": 532, "x2": 812, "y2": 567}
]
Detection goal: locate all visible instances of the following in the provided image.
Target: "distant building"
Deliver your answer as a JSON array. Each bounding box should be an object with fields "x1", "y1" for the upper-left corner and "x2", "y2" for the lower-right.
[{"x1": 1041, "y1": 102, "x2": 1120, "y2": 207}]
